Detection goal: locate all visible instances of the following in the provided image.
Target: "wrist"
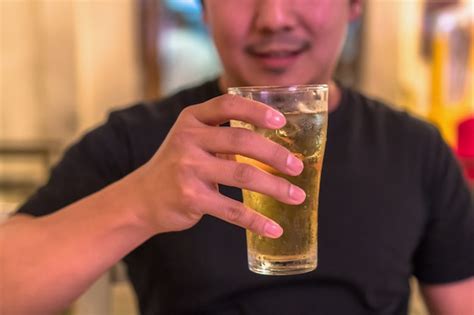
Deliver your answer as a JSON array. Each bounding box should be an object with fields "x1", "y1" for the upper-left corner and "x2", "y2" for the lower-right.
[
  {"x1": 116, "y1": 165, "x2": 167, "y2": 237},
  {"x1": 103, "y1": 171, "x2": 157, "y2": 239}
]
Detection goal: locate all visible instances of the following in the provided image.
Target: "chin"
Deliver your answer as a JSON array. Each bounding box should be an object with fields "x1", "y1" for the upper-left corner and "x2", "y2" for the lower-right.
[
  {"x1": 224, "y1": 69, "x2": 327, "y2": 88},
  {"x1": 247, "y1": 69, "x2": 330, "y2": 87},
  {"x1": 239, "y1": 74, "x2": 307, "y2": 87}
]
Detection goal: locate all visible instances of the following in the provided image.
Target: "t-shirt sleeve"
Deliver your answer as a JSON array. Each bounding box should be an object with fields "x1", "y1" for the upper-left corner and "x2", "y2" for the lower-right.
[
  {"x1": 413, "y1": 128, "x2": 474, "y2": 284},
  {"x1": 15, "y1": 112, "x2": 132, "y2": 217}
]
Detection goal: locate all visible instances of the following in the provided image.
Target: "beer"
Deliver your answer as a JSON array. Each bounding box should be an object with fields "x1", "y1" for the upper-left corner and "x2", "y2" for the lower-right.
[
  {"x1": 229, "y1": 84, "x2": 328, "y2": 275},
  {"x1": 233, "y1": 110, "x2": 327, "y2": 275}
]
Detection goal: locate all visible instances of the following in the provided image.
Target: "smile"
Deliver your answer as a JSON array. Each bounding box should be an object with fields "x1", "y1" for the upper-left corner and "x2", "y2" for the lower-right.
[
  {"x1": 251, "y1": 49, "x2": 303, "y2": 58},
  {"x1": 245, "y1": 42, "x2": 310, "y2": 71}
]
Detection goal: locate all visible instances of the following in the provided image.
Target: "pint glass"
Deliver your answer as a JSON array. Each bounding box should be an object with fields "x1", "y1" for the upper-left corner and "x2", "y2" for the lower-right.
[{"x1": 229, "y1": 85, "x2": 328, "y2": 275}]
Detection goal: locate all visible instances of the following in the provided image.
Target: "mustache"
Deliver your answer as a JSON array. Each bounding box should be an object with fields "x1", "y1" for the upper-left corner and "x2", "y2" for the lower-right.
[{"x1": 245, "y1": 34, "x2": 311, "y2": 54}]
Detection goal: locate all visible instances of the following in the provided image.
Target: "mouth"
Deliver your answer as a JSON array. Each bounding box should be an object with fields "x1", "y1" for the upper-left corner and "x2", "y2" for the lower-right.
[{"x1": 245, "y1": 41, "x2": 310, "y2": 71}]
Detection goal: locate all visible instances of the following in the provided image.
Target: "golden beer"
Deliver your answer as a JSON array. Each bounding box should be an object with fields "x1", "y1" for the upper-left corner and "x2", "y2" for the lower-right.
[
  {"x1": 233, "y1": 110, "x2": 327, "y2": 275},
  {"x1": 229, "y1": 84, "x2": 328, "y2": 275}
]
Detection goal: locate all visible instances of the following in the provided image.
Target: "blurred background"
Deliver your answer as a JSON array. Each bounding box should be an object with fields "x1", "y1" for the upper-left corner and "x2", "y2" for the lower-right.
[{"x1": 1, "y1": 0, "x2": 473, "y2": 314}]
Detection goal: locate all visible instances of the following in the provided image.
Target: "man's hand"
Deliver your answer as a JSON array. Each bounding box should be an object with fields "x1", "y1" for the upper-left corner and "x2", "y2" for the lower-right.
[
  {"x1": 130, "y1": 94, "x2": 305, "y2": 238},
  {"x1": 0, "y1": 94, "x2": 306, "y2": 314}
]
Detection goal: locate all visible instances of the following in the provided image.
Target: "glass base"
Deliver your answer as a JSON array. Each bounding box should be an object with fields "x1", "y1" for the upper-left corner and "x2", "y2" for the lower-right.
[{"x1": 248, "y1": 254, "x2": 317, "y2": 276}]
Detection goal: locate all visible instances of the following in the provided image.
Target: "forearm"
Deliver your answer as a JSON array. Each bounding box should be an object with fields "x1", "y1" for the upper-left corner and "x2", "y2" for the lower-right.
[
  {"x1": 0, "y1": 95, "x2": 301, "y2": 314},
  {"x1": 421, "y1": 277, "x2": 474, "y2": 315},
  {"x1": 0, "y1": 176, "x2": 153, "y2": 315}
]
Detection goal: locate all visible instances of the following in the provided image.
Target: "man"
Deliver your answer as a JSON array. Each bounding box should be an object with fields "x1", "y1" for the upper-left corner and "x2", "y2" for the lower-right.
[{"x1": 1, "y1": 1, "x2": 473, "y2": 314}]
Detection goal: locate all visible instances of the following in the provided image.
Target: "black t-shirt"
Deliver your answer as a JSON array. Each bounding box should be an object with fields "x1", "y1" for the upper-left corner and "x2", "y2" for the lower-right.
[{"x1": 17, "y1": 79, "x2": 474, "y2": 315}]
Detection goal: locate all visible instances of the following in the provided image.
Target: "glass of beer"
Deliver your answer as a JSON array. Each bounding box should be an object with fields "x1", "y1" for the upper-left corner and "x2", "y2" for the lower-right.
[{"x1": 228, "y1": 85, "x2": 328, "y2": 276}]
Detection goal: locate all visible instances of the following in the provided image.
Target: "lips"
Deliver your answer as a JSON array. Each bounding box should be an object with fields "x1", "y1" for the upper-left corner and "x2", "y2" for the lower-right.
[
  {"x1": 245, "y1": 40, "x2": 310, "y2": 70},
  {"x1": 251, "y1": 49, "x2": 303, "y2": 58}
]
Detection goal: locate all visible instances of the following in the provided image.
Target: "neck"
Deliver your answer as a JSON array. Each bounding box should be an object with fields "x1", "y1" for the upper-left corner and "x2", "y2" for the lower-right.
[{"x1": 218, "y1": 77, "x2": 341, "y2": 113}]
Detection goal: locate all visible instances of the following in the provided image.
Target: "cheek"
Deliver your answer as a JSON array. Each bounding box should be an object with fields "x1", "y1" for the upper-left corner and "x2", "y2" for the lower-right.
[
  {"x1": 209, "y1": 14, "x2": 245, "y2": 57},
  {"x1": 308, "y1": 0, "x2": 349, "y2": 30},
  {"x1": 210, "y1": 17, "x2": 251, "y2": 76},
  {"x1": 308, "y1": 2, "x2": 349, "y2": 54},
  {"x1": 211, "y1": 28, "x2": 240, "y2": 73}
]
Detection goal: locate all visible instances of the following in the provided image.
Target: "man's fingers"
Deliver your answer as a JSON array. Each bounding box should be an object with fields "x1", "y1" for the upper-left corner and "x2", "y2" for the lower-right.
[
  {"x1": 199, "y1": 126, "x2": 303, "y2": 176},
  {"x1": 200, "y1": 157, "x2": 306, "y2": 205},
  {"x1": 187, "y1": 94, "x2": 286, "y2": 128},
  {"x1": 202, "y1": 193, "x2": 283, "y2": 238}
]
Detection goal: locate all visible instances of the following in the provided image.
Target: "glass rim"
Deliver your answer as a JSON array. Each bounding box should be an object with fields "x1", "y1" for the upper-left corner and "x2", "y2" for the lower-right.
[{"x1": 228, "y1": 84, "x2": 328, "y2": 93}]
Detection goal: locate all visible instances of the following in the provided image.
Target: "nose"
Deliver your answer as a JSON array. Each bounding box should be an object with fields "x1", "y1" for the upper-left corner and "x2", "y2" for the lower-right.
[{"x1": 254, "y1": 0, "x2": 296, "y2": 33}]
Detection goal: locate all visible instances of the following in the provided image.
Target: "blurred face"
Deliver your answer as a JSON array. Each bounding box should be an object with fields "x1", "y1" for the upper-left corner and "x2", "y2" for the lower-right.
[{"x1": 203, "y1": 0, "x2": 361, "y2": 87}]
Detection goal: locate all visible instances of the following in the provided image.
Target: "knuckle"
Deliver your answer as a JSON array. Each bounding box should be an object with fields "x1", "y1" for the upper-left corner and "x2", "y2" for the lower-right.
[
  {"x1": 174, "y1": 157, "x2": 197, "y2": 181},
  {"x1": 178, "y1": 106, "x2": 192, "y2": 121},
  {"x1": 182, "y1": 158, "x2": 196, "y2": 173},
  {"x1": 179, "y1": 186, "x2": 198, "y2": 208},
  {"x1": 272, "y1": 144, "x2": 290, "y2": 167},
  {"x1": 221, "y1": 94, "x2": 239, "y2": 112},
  {"x1": 229, "y1": 129, "x2": 251, "y2": 147},
  {"x1": 277, "y1": 178, "x2": 291, "y2": 199},
  {"x1": 178, "y1": 105, "x2": 200, "y2": 124},
  {"x1": 233, "y1": 163, "x2": 254, "y2": 184},
  {"x1": 225, "y1": 203, "x2": 245, "y2": 222},
  {"x1": 247, "y1": 212, "x2": 265, "y2": 233},
  {"x1": 172, "y1": 129, "x2": 195, "y2": 145},
  {"x1": 181, "y1": 105, "x2": 195, "y2": 116}
]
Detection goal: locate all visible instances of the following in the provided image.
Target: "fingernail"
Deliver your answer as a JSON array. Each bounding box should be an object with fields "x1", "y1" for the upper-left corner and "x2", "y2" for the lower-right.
[
  {"x1": 286, "y1": 154, "x2": 304, "y2": 174},
  {"x1": 266, "y1": 110, "x2": 285, "y2": 127},
  {"x1": 289, "y1": 185, "x2": 306, "y2": 202},
  {"x1": 264, "y1": 221, "x2": 283, "y2": 238}
]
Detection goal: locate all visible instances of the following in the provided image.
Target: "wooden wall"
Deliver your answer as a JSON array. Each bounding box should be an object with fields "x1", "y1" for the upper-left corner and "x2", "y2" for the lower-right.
[{"x1": 0, "y1": 0, "x2": 143, "y2": 143}]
